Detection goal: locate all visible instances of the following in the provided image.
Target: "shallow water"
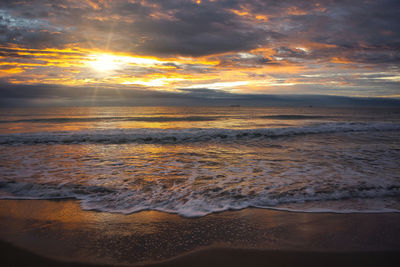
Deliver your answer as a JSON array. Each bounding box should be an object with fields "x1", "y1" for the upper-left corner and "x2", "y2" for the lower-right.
[{"x1": 0, "y1": 106, "x2": 399, "y2": 216}]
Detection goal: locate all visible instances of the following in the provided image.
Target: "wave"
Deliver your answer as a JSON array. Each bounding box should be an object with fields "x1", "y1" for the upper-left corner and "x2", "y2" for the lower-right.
[
  {"x1": 0, "y1": 122, "x2": 399, "y2": 145},
  {"x1": 0, "y1": 180, "x2": 399, "y2": 217},
  {"x1": 259, "y1": 115, "x2": 331, "y2": 120},
  {"x1": 0, "y1": 116, "x2": 218, "y2": 124},
  {"x1": 0, "y1": 114, "x2": 332, "y2": 124}
]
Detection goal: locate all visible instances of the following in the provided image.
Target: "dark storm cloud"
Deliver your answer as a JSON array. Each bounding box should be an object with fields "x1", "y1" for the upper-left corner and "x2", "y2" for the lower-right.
[
  {"x1": 217, "y1": 53, "x2": 275, "y2": 68},
  {"x1": 275, "y1": 47, "x2": 308, "y2": 58},
  {"x1": 1, "y1": 0, "x2": 399, "y2": 60}
]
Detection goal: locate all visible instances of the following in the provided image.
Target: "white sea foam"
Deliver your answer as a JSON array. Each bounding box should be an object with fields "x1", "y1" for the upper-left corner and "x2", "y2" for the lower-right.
[
  {"x1": 0, "y1": 122, "x2": 399, "y2": 145},
  {"x1": 1, "y1": 108, "x2": 399, "y2": 217},
  {"x1": 0, "y1": 178, "x2": 399, "y2": 217}
]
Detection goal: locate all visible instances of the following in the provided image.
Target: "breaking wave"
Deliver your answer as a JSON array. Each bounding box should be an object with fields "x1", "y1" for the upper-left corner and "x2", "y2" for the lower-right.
[
  {"x1": 1, "y1": 122, "x2": 399, "y2": 145},
  {"x1": 259, "y1": 115, "x2": 331, "y2": 120},
  {"x1": 0, "y1": 180, "x2": 399, "y2": 217}
]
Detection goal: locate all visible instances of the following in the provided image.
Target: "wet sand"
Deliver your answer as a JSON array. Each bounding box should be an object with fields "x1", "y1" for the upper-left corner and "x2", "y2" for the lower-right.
[
  {"x1": 2, "y1": 240, "x2": 399, "y2": 267},
  {"x1": 0, "y1": 199, "x2": 399, "y2": 266}
]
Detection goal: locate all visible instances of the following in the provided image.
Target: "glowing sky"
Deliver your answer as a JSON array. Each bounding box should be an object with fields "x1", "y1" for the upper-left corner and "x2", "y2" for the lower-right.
[{"x1": 0, "y1": 0, "x2": 399, "y2": 105}]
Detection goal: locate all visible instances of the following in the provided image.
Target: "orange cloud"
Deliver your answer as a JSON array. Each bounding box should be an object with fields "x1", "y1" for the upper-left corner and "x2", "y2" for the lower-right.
[
  {"x1": 331, "y1": 57, "x2": 352, "y2": 64},
  {"x1": 286, "y1": 7, "x2": 308, "y2": 16}
]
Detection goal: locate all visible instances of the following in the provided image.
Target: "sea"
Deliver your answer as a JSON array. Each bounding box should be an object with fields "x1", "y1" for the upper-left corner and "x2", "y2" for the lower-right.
[{"x1": 0, "y1": 106, "x2": 399, "y2": 217}]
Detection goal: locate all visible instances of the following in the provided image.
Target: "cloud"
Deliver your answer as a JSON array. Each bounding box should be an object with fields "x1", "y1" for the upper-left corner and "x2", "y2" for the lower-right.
[
  {"x1": 0, "y1": 0, "x2": 399, "y2": 97},
  {"x1": 1, "y1": 0, "x2": 399, "y2": 60},
  {"x1": 0, "y1": 1, "x2": 397, "y2": 54}
]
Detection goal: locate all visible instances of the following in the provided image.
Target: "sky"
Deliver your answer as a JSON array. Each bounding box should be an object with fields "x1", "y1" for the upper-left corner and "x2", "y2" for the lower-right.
[{"x1": 0, "y1": 0, "x2": 399, "y2": 106}]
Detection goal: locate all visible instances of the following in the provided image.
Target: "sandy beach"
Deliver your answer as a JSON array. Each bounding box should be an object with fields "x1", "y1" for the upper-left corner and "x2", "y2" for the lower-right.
[{"x1": 1, "y1": 199, "x2": 399, "y2": 266}]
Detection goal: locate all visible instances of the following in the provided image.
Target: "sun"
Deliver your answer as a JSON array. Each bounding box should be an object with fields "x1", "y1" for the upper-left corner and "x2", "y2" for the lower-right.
[
  {"x1": 88, "y1": 54, "x2": 122, "y2": 72},
  {"x1": 87, "y1": 53, "x2": 165, "y2": 73}
]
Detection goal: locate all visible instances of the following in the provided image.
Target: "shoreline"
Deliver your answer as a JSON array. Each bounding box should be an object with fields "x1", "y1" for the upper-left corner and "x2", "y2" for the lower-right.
[
  {"x1": 1, "y1": 239, "x2": 399, "y2": 267},
  {"x1": 2, "y1": 196, "x2": 399, "y2": 216},
  {"x1": 1, "y1": 199, "x2": 400, "y2": 266}
]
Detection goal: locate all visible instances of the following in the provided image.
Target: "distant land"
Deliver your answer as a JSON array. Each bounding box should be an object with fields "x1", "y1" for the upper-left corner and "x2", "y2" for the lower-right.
[{"x1": 0, "y1": 84, "x2": 399, "y2": 107}]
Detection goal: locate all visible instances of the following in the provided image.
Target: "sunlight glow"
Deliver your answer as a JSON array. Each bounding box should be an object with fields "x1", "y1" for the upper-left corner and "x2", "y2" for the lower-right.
[
  {"x1": 122, "y1": 77, "x2": 185, "y2": 87},
  {"x1": 87, "y1": 53, "x2": 166, "y2": 72},
  {"x1": 88, "y1": 54, "x2": 121, "y2": 72}
]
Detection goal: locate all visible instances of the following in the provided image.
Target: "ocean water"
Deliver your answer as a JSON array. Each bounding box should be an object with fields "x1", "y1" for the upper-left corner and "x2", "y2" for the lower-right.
[{"x1": 0, "y1": 106, "x2": 399, "y2": 217}]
